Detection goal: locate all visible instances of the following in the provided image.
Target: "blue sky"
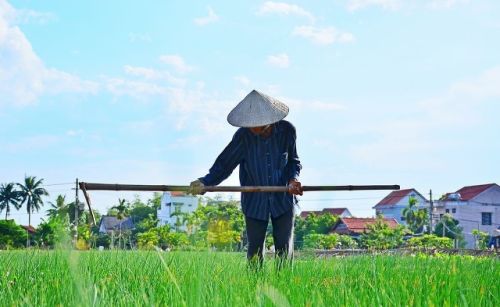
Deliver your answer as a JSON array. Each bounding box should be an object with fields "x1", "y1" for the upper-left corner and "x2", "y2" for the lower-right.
[{"x1": 1, "y1": 0, "x2": 499, "y2": 226}]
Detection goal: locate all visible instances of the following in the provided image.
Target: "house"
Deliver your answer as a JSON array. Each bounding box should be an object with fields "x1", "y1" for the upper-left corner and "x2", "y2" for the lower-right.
[
  {"x1": 433, "y1": 183, "x2": 500, "y2": 248},
  {"x1": 299, "y1": 208, "x2": 352, "y2": 219},
  {"x1": 157, "y1": 192, "x2": 199, "y2": 231},
  {"x1": 330, "y1": 217, "x2": 399, "y2": 238},
  {"x1": 21, "y1": 225, "x2": 36, "y2": 234},
  {"x1": 373, "y1": 189, "x2": 428, "y2": 224},
  {"x1": 98, "y1": 216, "x2": 135, "y2": 234}
]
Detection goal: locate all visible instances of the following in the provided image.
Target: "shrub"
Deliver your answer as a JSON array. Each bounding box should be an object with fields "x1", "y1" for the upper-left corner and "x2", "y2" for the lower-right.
[{"x1": 406, "y1": 234, "x2": 453, "y2": 249}]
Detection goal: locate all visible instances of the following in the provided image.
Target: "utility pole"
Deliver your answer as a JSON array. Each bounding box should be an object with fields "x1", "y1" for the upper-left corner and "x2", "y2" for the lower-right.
[
  {"x1": 429, "y1": 189, "x2": 434, "y2": 234},
  {"x1": 75, "y1": 178, "x2": 79, "y2": 243}
]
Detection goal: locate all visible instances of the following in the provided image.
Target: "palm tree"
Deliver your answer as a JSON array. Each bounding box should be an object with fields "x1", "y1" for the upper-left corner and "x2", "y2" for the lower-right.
[
  {"x1": 0, "y1": 183, "x2": 21, "y2": 220},
  {"x1": 47, "y1": 195, "x2": 68, "y2": 220},
  {"x1": 402, "y1": 197, "x2": 428, "y2": 233},
  {"x1": 111, "y1": 198, "x2": 129, "y2": 249},
  {"x1": 17, "y1": 176, "x2": 49, "y2": 226}
]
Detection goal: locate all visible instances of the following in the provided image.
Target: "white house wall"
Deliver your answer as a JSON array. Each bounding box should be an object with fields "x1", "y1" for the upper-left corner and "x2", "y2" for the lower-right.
[
  {"x1": 376, "y1": 193, "x2": 428, "y2": 225},
  {"x1": 435, "y1": 185, "x2": 500, "y2": 248}
]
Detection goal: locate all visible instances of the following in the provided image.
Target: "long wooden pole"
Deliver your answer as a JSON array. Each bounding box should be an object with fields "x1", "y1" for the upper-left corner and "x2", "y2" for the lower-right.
[
  {"x1": 78, "y1": 182, "x2": 399, "y2": 225},
  {"x1": 79, "y1": 182, "x2": 400, "y2": 193}
]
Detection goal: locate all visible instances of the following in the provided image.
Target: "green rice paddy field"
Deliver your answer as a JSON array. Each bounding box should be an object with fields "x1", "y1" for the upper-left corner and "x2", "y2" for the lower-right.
[{"x1": 0, "y1": 251, "x2": 498, "y2": 306}]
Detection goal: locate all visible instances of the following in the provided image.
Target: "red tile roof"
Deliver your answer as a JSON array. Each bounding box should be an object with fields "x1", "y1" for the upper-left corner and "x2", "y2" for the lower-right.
[
  {"x1": 454, "y1": 183, "x2": 497, "y2": 201},
  {"x1": 21, "y1": 225, "x2": 36, "y2": 233},
  {"x1": 374, "y1": 189, "x2": 425, "y2": 208},
  {"x1": 331, "y1": 217, "x2": 399, "y2": 235},
  {"x1": 171, "y1": 191, "x2": 187, "y2": 197}
]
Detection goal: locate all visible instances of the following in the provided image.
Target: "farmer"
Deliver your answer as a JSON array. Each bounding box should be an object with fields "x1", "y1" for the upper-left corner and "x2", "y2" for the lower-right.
[{"x1": 189, "y1": 89, "x2": 303, "y2": 267}]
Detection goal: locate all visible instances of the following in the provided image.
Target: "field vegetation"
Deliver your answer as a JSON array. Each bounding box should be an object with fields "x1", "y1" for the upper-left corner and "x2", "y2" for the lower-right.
[{"x1": 0, "y1": 250, "x2": 498, "y2": 306}]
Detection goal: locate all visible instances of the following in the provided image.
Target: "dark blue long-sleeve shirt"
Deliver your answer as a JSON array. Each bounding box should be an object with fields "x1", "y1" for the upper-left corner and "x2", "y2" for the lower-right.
[{"x1": 199, "y1": 120, "x2": 302, "y2": 221}]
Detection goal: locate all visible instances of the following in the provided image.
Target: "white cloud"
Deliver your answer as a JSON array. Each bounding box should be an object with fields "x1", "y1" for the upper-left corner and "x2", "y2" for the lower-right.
[
  {"x1": 349, "y1": 66, "x2": 500, "y2": 167},
  {"x1": 346, "y1": 0, "x2": 401, "y2": 11},
  {"x1": 346, "y1": 0, "x2": 469, "y2": 11},
  {"x1": 267, "y1": 53, "x2": 290, "y2": 68},
  {"x1": 194, "y1": 6, "x2": 219, "y2": 26},
  {"x1": 2, "y1": 134, "x2": 60, "y2": 153},
  {"x1": 14, "y1": 9, "x2": 56, "y2": 24},
  {"x1": 159, "y1": 54, "x2": 194, "y2": 74},
  {"x1": 124, "y1": 65, "x2": 186, "y2": 86},
  {"x1": 0, "y1": 0, "x2": 98, "y2": 106},
  {"x1": 234, "y1": 75, "x2": 251, "y2": 86},
  {"x1": 257, "y1": 1, "x2": 315, "y2": 22},
  {"x1": 427, "y1": 0, "x2": 469, "y2": 10},
  {"x1": 292, "y1": 26, "x2": 355, "y2": 45},
  {"x1": 104, "y1": 77, "x2": 168, "y2": 99}
]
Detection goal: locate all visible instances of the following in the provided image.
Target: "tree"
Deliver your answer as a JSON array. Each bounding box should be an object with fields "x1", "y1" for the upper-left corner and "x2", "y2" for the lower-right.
[
  {"x1": 0, "y1": 183, "x2": 21, "y2": 220},
  {"x1": 17, "y1": 176, "x2": 49, "y2": 226},
  {"x1": 433, "y1": 214, "x2": 465, "y2": 247},
  {"x1": 0, "y1": 220, "x2": 27, "y2": 249},
  {"x1": 360, "y1": 216, "x2": 406, "y2": 250},
  {"x1": 401, "y1": 196, "x2": 428, "y2": 233},
  {"x1": 294, "y1": 213, "x2": 338, "y2": 248},
  {"x1": 471, "y1": 229, "x2": 489, "y2": 250},
  {"x1": 111, "y1": 198, "x2": 130, "y2": 249},
  {"x1": 47, "y1": 195, "x2": 68, "y2": 220}
]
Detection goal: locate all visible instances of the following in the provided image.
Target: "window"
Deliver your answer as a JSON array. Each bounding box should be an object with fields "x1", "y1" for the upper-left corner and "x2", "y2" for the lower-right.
[
  {"x1": 482, "y1": 212, "x2": 492, "y2": 225},
  {"x1": 452, "y1": 208, "x2": 456, "y2": 213},
  {"x1": 439, "y1": 214, "x2": 444, "y2": 219},
  {"x1": 445, "y1": 209, "x2": 450, "y2": 213}
]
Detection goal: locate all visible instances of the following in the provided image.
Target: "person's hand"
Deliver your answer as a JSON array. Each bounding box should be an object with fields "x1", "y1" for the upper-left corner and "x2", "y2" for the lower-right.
[
  {"x1": 188, "y1": 179, "x2": 206, "y2": 195},
  {"x1": 288, "y1": 179, "x2": 303, "y2": 196}
]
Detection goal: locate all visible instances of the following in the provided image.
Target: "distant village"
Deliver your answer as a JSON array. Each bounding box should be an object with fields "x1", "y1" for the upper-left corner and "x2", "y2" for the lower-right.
[{"x1": 100, "y1": 183, "x2": 500, "y2": 249}]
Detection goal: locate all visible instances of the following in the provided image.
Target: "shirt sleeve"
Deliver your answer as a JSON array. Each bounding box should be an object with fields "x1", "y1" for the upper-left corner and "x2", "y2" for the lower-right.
[
  {"x1": 199, "y1": 129, "x2": 244, "y2": 186},
  {"x1": 286, "y1": 123, "x2": 302, "y2": 181}
]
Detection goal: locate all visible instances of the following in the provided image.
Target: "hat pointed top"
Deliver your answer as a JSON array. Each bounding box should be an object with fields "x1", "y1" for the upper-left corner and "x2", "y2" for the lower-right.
[{"x1": 227, "y1": 89, "x2": 289, "y2": 127}]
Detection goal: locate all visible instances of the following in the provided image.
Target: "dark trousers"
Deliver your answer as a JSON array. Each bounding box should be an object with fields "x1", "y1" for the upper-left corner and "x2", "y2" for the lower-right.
[{"x1": 245, "y1": 209, "x2": 294, "y2": 268}]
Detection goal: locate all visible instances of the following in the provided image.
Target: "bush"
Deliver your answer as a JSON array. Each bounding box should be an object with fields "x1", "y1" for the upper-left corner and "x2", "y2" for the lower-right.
[
  {"x1": 0, "y1": 220, "x2": 27, "y2": 249},
  {"x1": 360, "y1": 217, "x2": 405, "y2": 250},
  {"x1": 406, "y1": 234, "x2": 453, "y2": 249},
  {"x1": 304, "y1": 233, "x2": 339, "y2": 249}
]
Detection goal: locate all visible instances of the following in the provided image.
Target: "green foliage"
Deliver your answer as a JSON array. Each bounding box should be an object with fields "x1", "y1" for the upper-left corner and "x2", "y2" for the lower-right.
[
  {"x1": 137, "y1": 229, "x2": 159, "y2": 250},
  {"x1": 303, "y1": 233, "x2": 358, "y2": 249},
  {"x1": 0, "y1": 220, "x2": 27, "y2": 249},
  {"x1": 433, "y1": 214, "x2": 465, "y2": 247},
  {"x1": 471, "y1": 229, "x2": 490, "y2": 250},
  {"x1": 338, "y1": 235, "x2": 358, "y2": 249},
  {"x1": 360, "y1": 217, "x2": 405, "y2": 250},
  {"x1": 0, "y1": 183, "x2": 21, "y2": 220},
  {"x1": 406, "y1": 234, "x2": 453, "y2": 249},
  {"x1": 295, "y1": 213, "x2": 339, "y2": 248},
  {"x1": 1, "y1": 252, "x2": 498, "y2": 305},
  {"x1": 304, "y1": 233, "x2": 338, "y2": 249},
  {"x1": 17, "y1": 176, "x2": 49, "y2": 226},
  {"x1": 35, "y1": 217, "x2": 71, "y2": 248},
  {"x1": 401, "y1": 196, "x2": 428, "y2": 233}
]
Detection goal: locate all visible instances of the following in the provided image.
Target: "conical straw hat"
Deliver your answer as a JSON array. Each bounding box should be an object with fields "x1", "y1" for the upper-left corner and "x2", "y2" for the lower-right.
[{"x1": 227, "y1": 90, "x2": 289, "y2": 127}]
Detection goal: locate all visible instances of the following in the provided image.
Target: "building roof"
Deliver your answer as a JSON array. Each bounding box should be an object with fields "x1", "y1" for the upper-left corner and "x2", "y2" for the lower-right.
[
  {"x1": 374, "y1": 189, "x2": 426, "y2": 208},
  {"x1": 171, "y1": 191, "x2": 187, "y2": 197},
  {"x1": 454, "y1": 183, "x2": 497, "y2": 201},
  {"x1": 21, "y1": 225, "x2": 36, "y2": 233},
  {"x1": 299, "y1": 208, "x2": 350, "y2": 219},
  {"x1": 331, "y1": 217, "x2": 399, "y2": 235},
  {"x1": 99, "y1": 216, "x2": 135, "y2": 232},
  {"x1": 321, "y1": 208, "x2": 350, "y2": 216}
]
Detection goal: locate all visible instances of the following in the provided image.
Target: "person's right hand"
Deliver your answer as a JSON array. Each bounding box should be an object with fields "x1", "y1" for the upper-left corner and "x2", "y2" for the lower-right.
[{"x1": 188, "y1": 179, "x2": 206, "y2": 195}]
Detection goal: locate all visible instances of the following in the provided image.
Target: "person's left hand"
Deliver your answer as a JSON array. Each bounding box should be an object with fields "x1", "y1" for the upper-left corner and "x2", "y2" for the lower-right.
[{"x1": 288, "y1": 179, "x2": 303, "y2": 196}]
